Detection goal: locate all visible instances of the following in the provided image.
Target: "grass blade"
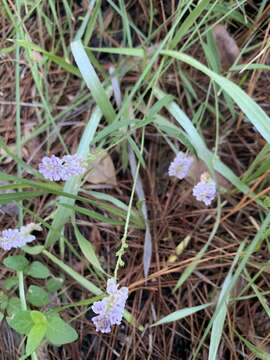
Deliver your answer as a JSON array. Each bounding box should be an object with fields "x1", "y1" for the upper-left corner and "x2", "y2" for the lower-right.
[
  {"x1": 71, "y1": 39, "x2": 116, "y2": 123},
  {"x1": 73, "y1": 223, "x2": 105, "y2": 274},
  {"x1": 236, "y1": 333, "x2": 270, "y2": 360},
  {"x1": 152, "y1": 303, "x2": 211, "y2": 326},
  {"x1": 208, "y1": 274, "x2": 232, "y2": 360}
]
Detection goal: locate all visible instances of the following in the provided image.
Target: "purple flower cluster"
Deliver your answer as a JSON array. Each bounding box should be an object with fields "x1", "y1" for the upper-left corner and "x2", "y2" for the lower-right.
[
  {"x1": 39, "y1": 155, "x2": 63, "y2": 181},
  {"x1": 168, "y1": 152, "x2": 193, "y2": 180},
  {"x1": 91, "y1": 278, "x2": 128, "y2": 333},
  {"x1": 193, "y1": 172, "x2": 216, "y2": 206},
  {"x1": 39, "y1": 154, "x2": 86, "y2": 181},
  {"x1": 0, "y1": 223, "x2": 41, "y2": 251}
]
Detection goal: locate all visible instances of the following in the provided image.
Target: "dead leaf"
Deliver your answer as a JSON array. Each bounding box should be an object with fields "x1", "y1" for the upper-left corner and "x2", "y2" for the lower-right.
[
  {"x1": 85, "y1": 150, "x2": 117, "y2": 185},
  {"x1": 213, "y1": 24, "x2": 240, "y2": 69}
]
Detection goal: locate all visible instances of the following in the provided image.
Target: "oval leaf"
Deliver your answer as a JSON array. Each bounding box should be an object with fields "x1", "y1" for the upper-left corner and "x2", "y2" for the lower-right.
[
  {"x1": 46, "y1": 315, "x2": 78, "y2": 346},
  {"x1": 4, "y1": 255, "x2": 29, "y2": 271}
]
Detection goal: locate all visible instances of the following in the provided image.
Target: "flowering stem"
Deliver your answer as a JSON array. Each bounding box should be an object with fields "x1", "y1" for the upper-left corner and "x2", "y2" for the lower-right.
[{"x1": 114, "y1": 134, "x2": 144, "y2": 278}]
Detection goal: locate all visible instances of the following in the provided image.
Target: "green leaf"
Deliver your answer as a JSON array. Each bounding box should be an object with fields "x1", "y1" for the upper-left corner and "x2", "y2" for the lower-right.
[
  {"x1": 207, "y1": 243, "x2": 244, "y2": 360},
  {"x1": 46, "y1": 314, "x2": 78, "y2": 346},
  {"x1": 4, "y1": 255, "x2": 29, "y2": 271},
  {"x1": 208, "y1": 275, "x2": 232, "y2": 359},
  {"x1": 0, "y1": 190, "x2": 45, "y2": 204},
  {"x1": 17, "y1": 40, "x2": 80, "y2": 76},
  {"x1": 31, "y1": 310, "x2": 47, "y2": 325},
  {"x1": 46, "y1": 278, "x2": 64, "y2": 293},
  {"x1": 71, "y1": 39, "x2": 116, "y2": 123},
  {"x1": 23, "y1": 311, "x2": 48, "y2": 356},
  {"x1": 171, "y1": 0, "x2": 211, "y2": 48},
  {"x1": 23, "y1": 245, "x2": 44, "y2": 255},
  {"x1": 0, "y1": 291, "x2": 8, "y2": 310},
  {"x1": 73, "y1": 224, "x2": 105, "y2": 273},
  {"x1": 26, "y1": 322, "x2": 47, "y2": 356},
  {"x1": 152, "y1": 303, "x2": 211, "y2": 326},
  {"x1": 89, "y1": 46, "x2": 144, "y2": 57},
  {"x1": 6, "y1": 297, "x2": 21, "y2": 316},
  {"x1": 42, "y1": 250, "x2": 102, "y2": 295},
  {"x1": 27, "y1": 286, "x2": 49, "y2": 307},
  {"x1": 27, "y1": 261, "x2": 50, "y2": 279},
  {"x1": 7, "y1": 310, "x2": 33, "y2": 335},
  {"x1": 3, "y1": 276, "x2": 18, "y2": 290}
]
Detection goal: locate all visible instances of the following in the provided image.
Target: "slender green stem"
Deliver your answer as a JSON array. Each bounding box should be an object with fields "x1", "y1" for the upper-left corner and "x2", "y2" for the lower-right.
[
  {"x1": 114, "y1": 132, "x2": 145, "y2": 278},
  {"x1": 18, "y1": 271, "x2": 27, "y2": 310}
]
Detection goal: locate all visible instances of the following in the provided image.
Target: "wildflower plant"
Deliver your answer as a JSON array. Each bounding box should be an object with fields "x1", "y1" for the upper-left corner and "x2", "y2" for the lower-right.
[{"x1": 1, "y1": 223, "x2": 78, "y2": 357}]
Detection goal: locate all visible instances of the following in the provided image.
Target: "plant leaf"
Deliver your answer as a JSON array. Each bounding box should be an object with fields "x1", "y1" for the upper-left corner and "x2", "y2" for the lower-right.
[
  {"x1": 7, "y1": 310, "x2": 33, "y2": 335},
  {"x1": 152, "y1": 303, "x2": 211, "y2": 326},
  {"x1": 46, "y1": 314, "x2": 78, "y2": 346},
  {"x1": 73, "y1": 224, "x2": 105, "y2": 273},
  {"x1": 27, "y1": 261, "x2": 50, "y2": 279},
  {"x1": 3, "y1": 255, "x2": 29, "y2": 271}
]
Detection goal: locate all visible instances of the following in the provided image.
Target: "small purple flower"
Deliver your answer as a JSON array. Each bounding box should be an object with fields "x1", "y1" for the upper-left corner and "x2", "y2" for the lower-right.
[
  {"x1": 61, "y1": 154, "x2": 86, "y2": 180},
  {"x1": 192, "y1": 172, "x2": 216, "y2": 206},
  {"x1": 39, "y1": 154, "x2": 86, "y2": 181},
  {"x1": 39, "y1": 155, "x2": 63, "y2": 181},
  {"x1": 168, "y1": 152, "x2": 193, "y2": 180},
  {"x1": 91, "y1": 278, "x2": 128, "y2": 333},
  {"x1": 0, "y1": 223, "x2": 41, "y2": 251}
]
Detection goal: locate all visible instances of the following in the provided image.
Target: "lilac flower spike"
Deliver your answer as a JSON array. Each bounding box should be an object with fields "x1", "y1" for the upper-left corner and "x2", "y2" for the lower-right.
[
  {"x1": 39, "y1": 154, "x2": 86, "y2": 181},
  {"x1": 192, "y1": 172, "x2": 217, "y2": 206},
  {"x1": 0, "y1": 223, "x2": 41, "y2": 251},
  {"x1": 91, "y1": 278, "x2": 128, "y2": 333},
  {"x1": 168, "y1": 152, "x2": 193, "y2": 180},
  {"x1": 39, "y1": 155, "x2": 63, "y2": 181}
]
